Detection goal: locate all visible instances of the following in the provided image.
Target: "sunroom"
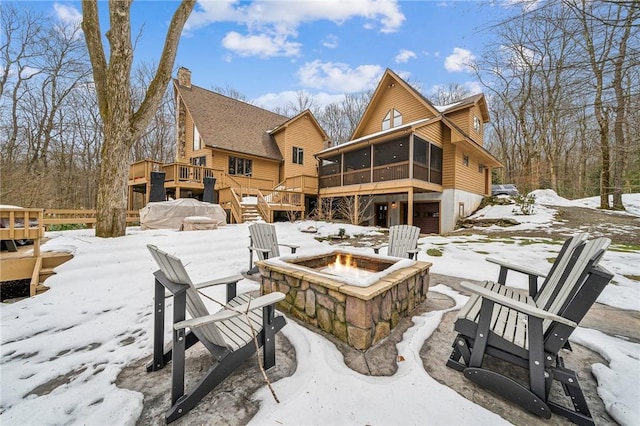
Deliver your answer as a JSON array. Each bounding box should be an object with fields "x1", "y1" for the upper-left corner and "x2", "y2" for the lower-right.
[
  {"x1": 317, "y1": 125, "x2": 443, "y2": 193},
  {"x1": 315, "y1": 120, "x2": 446, "y2": 232}
]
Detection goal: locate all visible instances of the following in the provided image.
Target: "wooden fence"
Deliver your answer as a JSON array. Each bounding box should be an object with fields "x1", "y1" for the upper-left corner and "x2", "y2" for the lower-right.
[{"x1": 43, "y1": 209, "x2": 140, "y2": 229}]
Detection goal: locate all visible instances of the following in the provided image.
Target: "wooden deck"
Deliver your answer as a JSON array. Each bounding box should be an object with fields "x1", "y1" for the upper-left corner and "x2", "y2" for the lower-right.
[
  {"x1": 1, "y1": 207, "x2": 75, "y2": 298},
  {"x1": 1, "y1": 244, "x2": 73, "y2": 298}
]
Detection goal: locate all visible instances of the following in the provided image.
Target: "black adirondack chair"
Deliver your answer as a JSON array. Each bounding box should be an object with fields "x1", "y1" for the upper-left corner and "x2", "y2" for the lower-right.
[
  {"x1": 447, "y1": 237, "x2": 613, "y2": 426},
  {"x1": 147, "y1": 244, "x2": 286, "y2": 423}
]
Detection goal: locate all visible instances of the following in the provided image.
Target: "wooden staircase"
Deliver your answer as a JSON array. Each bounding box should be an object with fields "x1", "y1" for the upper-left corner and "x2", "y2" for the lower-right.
[{"x1": 241, "y1": 204, "x2": 265, "y2": 223}]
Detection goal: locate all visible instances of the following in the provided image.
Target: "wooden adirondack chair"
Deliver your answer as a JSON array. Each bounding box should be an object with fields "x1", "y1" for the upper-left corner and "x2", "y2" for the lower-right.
[
  {"x1": 373, "y1": 224, "x2": 421, "y2": 259},
  {"x1": 447, "y1": 237, "x2": 613, "y2": 426},
  {"x1": 146, "y1": 244, "x2": 287, "y2": 423},
  {"x1": 247, "y1": 223, "x2": 299, "y2": 274}
]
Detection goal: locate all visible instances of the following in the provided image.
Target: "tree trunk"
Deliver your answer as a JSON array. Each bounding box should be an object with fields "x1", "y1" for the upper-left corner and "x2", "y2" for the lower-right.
[
  {"x1": 96, "y1": 116, "x2": 134, "y2": 236},
  {"x1": 82, "y1": 0, "x2": 195, "y2": 237}
]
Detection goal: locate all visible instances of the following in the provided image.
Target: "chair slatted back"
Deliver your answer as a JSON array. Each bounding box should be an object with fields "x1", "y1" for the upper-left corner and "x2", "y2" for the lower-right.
[
  {"x1": 387, "y1": 225, "x2": 420, "y2": 258},
  {"x1": 249, "y1": 223, "x2": 280, "y2": 260},
  {"x1": 534, "y1": 233, "x2": 589, "y2": 307},
  {"x1": 147, "y1": 244, "x2": 228, "y2": 349},
  {"x1": 541, "y1": 237, "x2": 610, "y2": 333}
]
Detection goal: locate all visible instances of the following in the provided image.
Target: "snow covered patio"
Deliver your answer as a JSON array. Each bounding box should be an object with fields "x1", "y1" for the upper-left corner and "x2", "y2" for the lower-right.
[{"x1": 1, "y1": 192, "x2": 639, "y2": 425}]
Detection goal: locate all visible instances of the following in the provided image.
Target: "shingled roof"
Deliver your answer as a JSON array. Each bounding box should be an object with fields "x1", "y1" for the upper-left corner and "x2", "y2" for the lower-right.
[{"x1": 175, "y1": 80, "x2": 288, "y2": 161}]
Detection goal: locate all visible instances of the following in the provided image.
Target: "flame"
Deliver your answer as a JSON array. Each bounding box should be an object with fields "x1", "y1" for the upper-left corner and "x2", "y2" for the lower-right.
[{"x1": 328, "y1": 253, "x2": 359, "y2": 274}]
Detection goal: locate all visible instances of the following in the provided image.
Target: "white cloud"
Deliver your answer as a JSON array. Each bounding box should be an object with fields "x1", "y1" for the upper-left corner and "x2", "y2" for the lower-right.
[
  {"x1": 444, "y1": 47, "x2": 476, "y2": 72},
  {"x1": 502, "y1": 0, "x2": 541, "y2": 12},
  {"x1": 501, "y1": 44, "x2": 538, "y2": 69},
  {"x1": 395, "y1": 49, "x2": 417, "y2": 64},
  {"x1": 187, "y1": 0, "x2": 405, "y2": 58},
  {"x1": 222, "y1": 32, "x2": 302, "y2": 57},
  {"x1": 252, "y1": 90, "x2": 344, "y2": 112},
  {"x1": 297, "y1": 61, "x2": 383, "y2": 93},
  {"x1": 53, "y1": 3, "x2": 82, "y2": 27},
  {"x1": 322, "y1": 35, "x2": 339, "y2": 49}
]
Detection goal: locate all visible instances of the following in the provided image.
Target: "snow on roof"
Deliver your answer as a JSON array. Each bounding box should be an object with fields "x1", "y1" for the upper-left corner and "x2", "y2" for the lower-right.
[{"x1": 433, "y1": 101, "x2": 461, "y2": 112}]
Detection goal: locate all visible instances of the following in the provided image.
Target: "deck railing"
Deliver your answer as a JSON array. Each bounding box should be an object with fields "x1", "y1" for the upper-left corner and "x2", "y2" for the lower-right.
[
  {"x1": 0, "y1": 208, "x2": 44, "y2": 257},
  {"x1": 43, "y1": 209, "x2": 140, "y2": 229}
]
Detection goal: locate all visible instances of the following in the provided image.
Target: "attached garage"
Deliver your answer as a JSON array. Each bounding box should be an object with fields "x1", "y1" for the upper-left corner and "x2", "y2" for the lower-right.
[{"x1": 413, "y1": 202, "x2": 440, "y2": 234}]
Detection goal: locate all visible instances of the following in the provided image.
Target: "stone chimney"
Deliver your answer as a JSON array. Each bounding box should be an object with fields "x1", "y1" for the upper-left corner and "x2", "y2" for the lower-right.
[{"x1": 177, "y1": 67, "x2": 191, "y2": 88}]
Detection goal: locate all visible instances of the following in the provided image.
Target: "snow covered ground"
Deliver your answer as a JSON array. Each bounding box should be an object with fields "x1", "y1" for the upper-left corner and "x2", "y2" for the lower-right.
[{"x1": 1, "y1": 192, "x2": 639, "y2": 425}]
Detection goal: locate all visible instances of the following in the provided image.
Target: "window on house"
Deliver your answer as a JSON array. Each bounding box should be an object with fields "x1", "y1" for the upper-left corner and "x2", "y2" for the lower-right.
[
  {"x1": 292, "y1": 147, "x2": 304, "y2": 165},
  {"x1": 430, "y1": 145, "x2": 443, "y2": 184},
  {"x1": 343, "y1": 147, "x2": 371, "y2": 185},
  {"x1": 228, "y1": 156, "x2": 252, "y2": 176},
  {"x1": 393, "y1": 109, "x2": 402, "y2": 127},
  {"x1": 382, "y1": 109, "x2": 403, "y2": 130},
  {"x1": 319, "y1": 155, "x2": 341, "y2": 188},
  {"x1": 374, "y1": 137, "x2": 409, "y2": 166},
  {"x1": 319, "y1": 155, "x2": 341, "y2": 176},
  {"x1": 190, "y1": 156, "x2": 206, "y2": 166},
  {"x1": 193, "y1": 124, "x2": 202, "y2": 150},
  {"x1": 473, "y1": 116, "x2": 481, "y2": 133},
  {"x1": 463, "y1": 154, "x2": 469, "y2": 167},
  {"x1": 382, "y1": 111, "x2": 391, "y2": 130}
]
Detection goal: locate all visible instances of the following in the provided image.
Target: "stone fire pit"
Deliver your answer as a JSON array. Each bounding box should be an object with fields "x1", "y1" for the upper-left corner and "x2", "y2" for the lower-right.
[{"x1": 256, "y1": 250, "x2": 431, "y2": 350}]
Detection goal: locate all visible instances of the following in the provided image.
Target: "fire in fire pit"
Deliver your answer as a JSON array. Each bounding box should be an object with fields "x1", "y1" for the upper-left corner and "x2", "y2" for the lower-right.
[
  {"x1": 257, "y1": 250, "x2": 431, "y2": 350},
  {"x1": 321, "y1": 253, "x2": 376, "y2": 280}
]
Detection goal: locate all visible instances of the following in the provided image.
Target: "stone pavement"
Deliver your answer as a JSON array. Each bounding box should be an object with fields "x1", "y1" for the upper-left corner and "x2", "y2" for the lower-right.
[{"x1": 117, "y1": 273, "x2": 638, "y2": 425}]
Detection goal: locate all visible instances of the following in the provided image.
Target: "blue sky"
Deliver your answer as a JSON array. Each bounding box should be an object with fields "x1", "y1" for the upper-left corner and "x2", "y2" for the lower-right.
[{"x1": 35, "y1": 0, "x2": 517, "y2": 111}]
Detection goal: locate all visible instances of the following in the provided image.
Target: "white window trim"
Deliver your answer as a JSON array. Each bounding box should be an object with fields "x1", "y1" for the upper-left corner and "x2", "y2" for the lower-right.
[{"x1": 193, "y1": 124, "x2": 201, "y2": 150}]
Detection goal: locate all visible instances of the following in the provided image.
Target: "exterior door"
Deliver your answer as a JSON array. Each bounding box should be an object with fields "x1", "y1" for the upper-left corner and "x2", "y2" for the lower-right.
[
  {"x1": 375, "y1": 203, "x2": 388, "y2": 227},
  {"x1": 413, "y1": 202, "x2": 439, "y2": 234}
]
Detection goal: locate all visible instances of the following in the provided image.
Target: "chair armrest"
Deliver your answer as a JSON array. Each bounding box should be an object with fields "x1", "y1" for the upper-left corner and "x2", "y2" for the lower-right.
[
  {"x1": 164, "y1": 274, "x2": 244, "y2": 298},
  {"x1": 194, "y1": 274, "x2": 244, "y2": 289},
  {"x1": 372, "y1": 244, "x2": 386, "y2": 254},
  {"x1": 279, "y1": 243, "x2": 299, "y2": 253},
  {"x1": 460, "y1": 281, "x2": 577, "y2": 328},
  {"x1": 485, "y1": 257, "x2": 547, "y2": 279},
  {"x1": 248, "y1": 246, "x2": 272, "y2": 254},
  {"x1": 174, "y1": 292, "x2": 286, "y2": 330}
]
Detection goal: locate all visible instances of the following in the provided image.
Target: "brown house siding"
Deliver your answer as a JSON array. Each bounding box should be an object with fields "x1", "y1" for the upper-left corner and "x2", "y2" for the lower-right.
[
  {"x1": 442, "y1": 126, "x2": 456, "y2": 189},
  {"x1": 209, "y1": 148, "x2": 280, "y2": 188},
  {"x1": 414, "y1": 122, "x2": 441, "y2": 143},
  {"x1": 469, "y1": 104, "x2": 484, "y2": 145},
  {"x1": 446, "y1": 110, "x2": 470, "y2": 138},
  {"x1": 356, "y1": 84, "x2": 435, "y2": 138},
  {"x1": 277, "y1": 116, "x2": 325, "y2": 181},
  {"x1": 454, "y1": 149, "x2": 486, "y2": 194}
]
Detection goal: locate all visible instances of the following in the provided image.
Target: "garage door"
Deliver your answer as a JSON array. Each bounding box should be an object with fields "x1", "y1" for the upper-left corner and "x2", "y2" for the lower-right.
[{"x1": 413, "y1": 202, "x2": 439, "y2": 234}]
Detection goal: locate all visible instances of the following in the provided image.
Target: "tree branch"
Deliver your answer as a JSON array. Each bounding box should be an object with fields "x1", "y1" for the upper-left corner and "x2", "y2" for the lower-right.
[
  {"x1": 81, "y1": 0, "x2": 108, "y2": 118},
  {"x1": 131, "y1": 0, "x2": 195, "y2": 141}
]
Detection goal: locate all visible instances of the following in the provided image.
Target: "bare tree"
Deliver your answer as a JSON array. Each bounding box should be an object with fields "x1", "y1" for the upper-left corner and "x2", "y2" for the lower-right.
[
  {"x1": 0, "y1": 5, "x2": 46, "y2": 163},
  {"x1": 131, "y1": 62, "x2": 176, "y2": 163},
  {"x1": 566, "y1": 0, "x2": 638, "y2": 209},
  {"x1": 337, "y1": 195, "x2": 375, "y2": 225},
  {"x1": 273, "y1": 90, "x2": 320, "y2": 117},
  {"x1": 318, "y1": 90, "x2": 372, "y2": 145},
  {"x1": 211, "y1": 83, "x2": 250, "y2": 103},
  {"x1": 81, "y1": 0, "x2": 195, "y2": 237},
  {"x1": 430, "y1": 83, "x2": 474, "y2": 106}
]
